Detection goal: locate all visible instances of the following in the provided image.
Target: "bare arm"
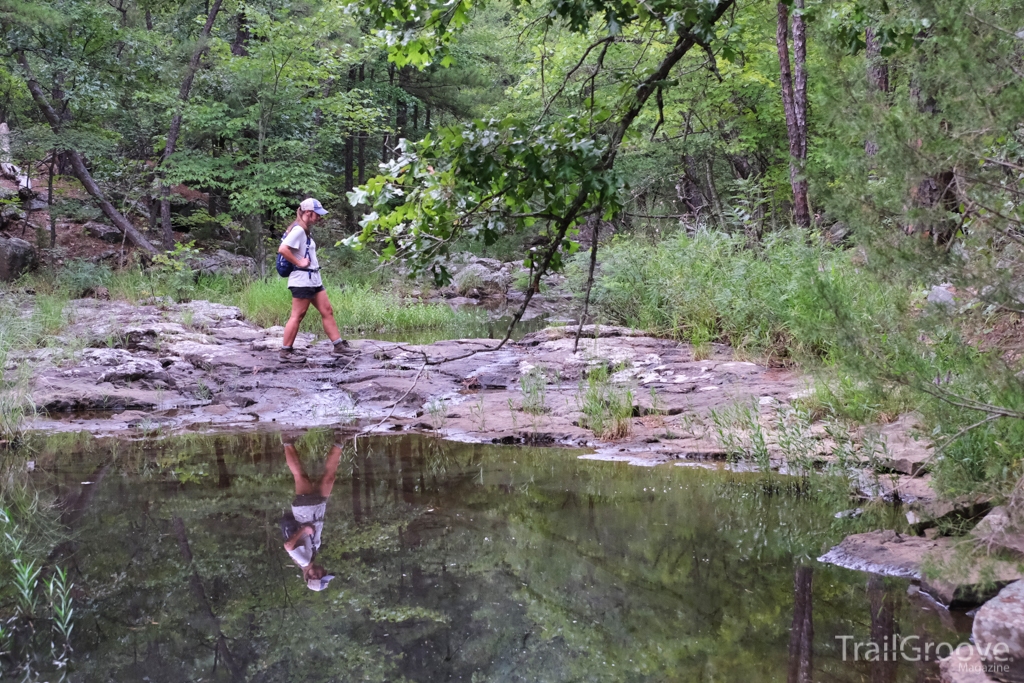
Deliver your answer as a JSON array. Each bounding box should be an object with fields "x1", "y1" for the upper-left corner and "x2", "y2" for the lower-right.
[
  {"x1": 278, "y1": 230, "x2": 310, "y2": 268},
  {"x1": 283, "y1": 524, "x2": 313, "y2": 550}
]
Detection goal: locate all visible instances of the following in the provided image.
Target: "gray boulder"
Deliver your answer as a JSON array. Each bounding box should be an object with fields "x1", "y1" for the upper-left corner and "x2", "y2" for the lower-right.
[
  {"x1": 973, "y1": 580, "x2": 1024, "y2": 682},
  {"x1": 188, "y1": 249, "x2": 258, "y2": 278},
  {"x1": 84, "y1": 221, "x2": 122, "y2": 244},
  {"x1": 445, "y1": 254, "x2": 513, "y2": 297},
  {"x1": 928, "y1": 283, "x2": 957, "y2": 310},
  {"x1": 0, "y1": 235, "x2": 37, "y2": 281}
]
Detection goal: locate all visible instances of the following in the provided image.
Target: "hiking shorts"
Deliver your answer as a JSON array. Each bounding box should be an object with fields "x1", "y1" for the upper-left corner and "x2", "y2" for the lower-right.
[{"x1": 289, "y1": 286, "x2": 325, "y2": 300}]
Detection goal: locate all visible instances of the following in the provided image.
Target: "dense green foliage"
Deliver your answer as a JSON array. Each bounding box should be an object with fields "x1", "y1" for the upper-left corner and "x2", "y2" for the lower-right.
[{"x1": 1, "y1": 0, "x2": 1023, "y2": 507}]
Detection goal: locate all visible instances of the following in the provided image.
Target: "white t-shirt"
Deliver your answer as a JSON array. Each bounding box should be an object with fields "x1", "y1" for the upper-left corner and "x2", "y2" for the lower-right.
[
  {"x1": 282, "y1": 224, "x2": 322, "y2": 288},
  {"x1": 286, "y1": 499, "x2": 326, "y2": 568}
]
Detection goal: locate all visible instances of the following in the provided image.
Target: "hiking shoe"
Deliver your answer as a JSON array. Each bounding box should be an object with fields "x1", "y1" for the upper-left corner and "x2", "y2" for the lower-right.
[
  {"x1": 279, "y1": 347, "x2": 305, "y2": 363},
  {"x1": 332, "y1": 339, "x2": 357, "y2": 356}
]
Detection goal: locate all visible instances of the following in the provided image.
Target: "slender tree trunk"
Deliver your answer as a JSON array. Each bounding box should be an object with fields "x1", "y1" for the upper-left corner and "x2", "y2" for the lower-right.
[
  {"x1": 868, "y1": 577, "x2": 897, "y2": 683},
  {"x1": 864, "y1": 27, "x2": 889, "y2": 157},
  {"x1": 787, "y1": 566, "x2": 814, "y2": 683},
  {"x1": 47, "y1": 149, "x2": 56, "y2": 247},
  {"x1": 382, "y1": 64, "x2": 396, "y2": 163},
  {"x1": 344, "y1": 66, "x2": 357, "y2": 230},
  {"x1": 362, "y1": 453, "x2": 373, "y2": 520},
  {"x1": 358, "y1": 64, "x2": 366, "y2": 184},
  {"x1": 351, "y1": 456, "x2": 363, "y2": 523},
  {"x1": 396, "y1": 67, "x2": 410, "y2": 141},
  {"x1": 907, "y1": 43, "x2": 957, "y2": 243},
  {"x1": 19, "y1": 54, "x2": 158, "y2": 254},
  {"x1": 231, "y1": 12, "x2": 249, "y2": 56},
  {"x1": 159, "y1": 0, "x2": 224, "y2": 250},
  {"x1": 776, "y1": 2, "x2": 811, "y2": 228},
  {"x1": 704, "y1": 155, "x2": 726, "y2": 227}
]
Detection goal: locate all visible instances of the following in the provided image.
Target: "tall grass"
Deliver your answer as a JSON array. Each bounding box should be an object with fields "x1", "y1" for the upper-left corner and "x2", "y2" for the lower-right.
[
  {"x1": 3, "y1": 246, "x2": 479, "y2": 347},
  {"x1": 238, "y1": 280, "x2": 477, "y2": 336},
  {"x1": 570, "y1": 229, "x2": 911, "y2": 364}
]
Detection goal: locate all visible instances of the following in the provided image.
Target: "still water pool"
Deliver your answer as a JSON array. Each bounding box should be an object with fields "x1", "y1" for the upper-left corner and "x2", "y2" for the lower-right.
[{"x1": 3, "y1": 431, "x2": 968, "y2": 682}]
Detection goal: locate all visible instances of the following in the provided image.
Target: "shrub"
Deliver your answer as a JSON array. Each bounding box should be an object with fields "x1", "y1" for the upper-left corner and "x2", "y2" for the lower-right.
[{"x1": 56, "y1": 260, "x2": 112, "y2": 297}]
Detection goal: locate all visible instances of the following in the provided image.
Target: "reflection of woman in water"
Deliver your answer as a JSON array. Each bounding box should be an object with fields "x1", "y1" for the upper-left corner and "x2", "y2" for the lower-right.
[{"x1": 280, "y1": 437, "x2": 342, "y2": 592}]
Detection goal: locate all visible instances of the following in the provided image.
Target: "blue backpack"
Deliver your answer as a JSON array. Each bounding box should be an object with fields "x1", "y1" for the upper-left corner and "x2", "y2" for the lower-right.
[{"x1": 276, "y1": 225, "x2": 316, "y2": 278}]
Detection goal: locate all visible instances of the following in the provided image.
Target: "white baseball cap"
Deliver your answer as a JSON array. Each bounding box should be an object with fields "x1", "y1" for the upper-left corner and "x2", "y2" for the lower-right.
[
  {"x1": 307, "y1": 574, "x2": 335, "y2": 591},
  {"x1": 300, "y1": 197, "x2": 328, "y2": 215}
]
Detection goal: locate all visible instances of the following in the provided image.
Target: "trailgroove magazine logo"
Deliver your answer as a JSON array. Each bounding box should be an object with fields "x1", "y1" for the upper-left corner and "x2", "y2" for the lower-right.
[{"x1": 836, "y1": 634, "x2": 1010, "y2": 668}]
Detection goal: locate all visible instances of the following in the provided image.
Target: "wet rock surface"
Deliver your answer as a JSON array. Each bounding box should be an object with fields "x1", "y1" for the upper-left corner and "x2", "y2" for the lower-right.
[{"x1": 818, "y1": 530, "x2": 1024, "y2": 608}]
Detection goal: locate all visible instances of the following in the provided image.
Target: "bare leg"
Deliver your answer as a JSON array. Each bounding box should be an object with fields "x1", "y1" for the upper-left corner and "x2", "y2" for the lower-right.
[
  {"x1": 283, "y1": 297, "x2": 313, "y2": 347},
  {"x1": 311, "y1": 289, "x2": 341, "y2": 343},
  {"x1": 319, "y1": 444, "x2": 343, "y2": 498},
  {"x1": 284, "y1": 444, "x2": 316, "y2": 496}
]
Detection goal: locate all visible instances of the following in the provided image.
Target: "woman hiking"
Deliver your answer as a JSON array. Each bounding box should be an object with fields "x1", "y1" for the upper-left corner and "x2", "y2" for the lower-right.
[{"x1": 277, "y1": 198, "x2": 356, "y2": 362}]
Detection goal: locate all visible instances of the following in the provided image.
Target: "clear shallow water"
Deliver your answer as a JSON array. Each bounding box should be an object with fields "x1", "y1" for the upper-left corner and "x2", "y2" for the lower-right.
[{"x1": 3, "y1": 431, "x2": 968, "y2": 682}]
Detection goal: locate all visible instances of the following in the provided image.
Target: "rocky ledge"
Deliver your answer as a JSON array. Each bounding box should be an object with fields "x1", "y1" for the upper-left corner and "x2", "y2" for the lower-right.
[{"x1": 13, "y1": 298, "x2": 811, "y2": 456}]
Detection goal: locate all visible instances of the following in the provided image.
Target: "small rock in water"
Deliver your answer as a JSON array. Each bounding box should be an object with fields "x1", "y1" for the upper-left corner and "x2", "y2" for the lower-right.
[{"x1": 834, "y1": 508, "x2": 863, "y2": 519}]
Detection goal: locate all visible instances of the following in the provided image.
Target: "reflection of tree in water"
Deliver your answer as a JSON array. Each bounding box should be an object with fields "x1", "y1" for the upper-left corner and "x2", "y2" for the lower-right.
[{"x1": 7, "y1": 431, "x2": 969, "y2": 682}]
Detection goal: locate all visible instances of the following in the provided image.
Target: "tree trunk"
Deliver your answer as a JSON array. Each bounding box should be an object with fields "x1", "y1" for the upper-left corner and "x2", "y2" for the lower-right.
[
  {"x1": 868, "y1": 577, "x2": 897, "y2": 683},
  {"x1": 231, "y1": 12, "x2": 249, "y2": 56},
  {"x1": 907, "y1": 43, "x2": 957, "y2": 243},
  {"x1": 382, "y1": 64, "x2": 396, "y2": 163},
  {"x1": 48, "y1": 149, "x2": 57, "y2": 247},
  {"x1": 864, "y1": 27, "x2": 889, "y2": 157},
  {"x1": 776, "y1": 2, "x2": 811, "y2": 228},
  {"x1": 344, "y1": 65, "x2": 357, "y2": 230},
  {"x1": 351, "y1": 456, "x2": 363, "y2": 523},
  {"x1": 159, "y1": 0, "x2": 224, "y2": 250},
  {"x1": 358, "y1": 64, "x2": 366, "y2": 184},
  {"x1": 18, "y1": 54, "x2": 159, "y2": 254},
  {"x1": 787, "y1": 566, "x2": 814, "y2": 683},
  {"x1": 396, "y1": 67, "x2": 408, "y2": 141}
]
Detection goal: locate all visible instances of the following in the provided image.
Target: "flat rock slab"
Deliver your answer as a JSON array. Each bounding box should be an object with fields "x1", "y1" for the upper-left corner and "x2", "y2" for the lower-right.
[
  {"x1": 21, "y1": 302, "x2": 813, "y2": 462},
  {"x1": 819, "y1": 530, "x2": 1024, "y2": 608}
]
